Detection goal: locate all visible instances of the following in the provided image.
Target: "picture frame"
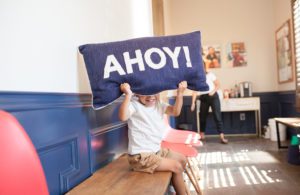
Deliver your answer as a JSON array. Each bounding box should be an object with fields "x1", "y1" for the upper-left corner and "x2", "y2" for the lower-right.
[
  {"x1": 202, "y1": 44, "x2": 221, "y2": 68},
  {"x1": 276, "y1": 19, "x2": 294, "y2": 83},
  {"x1": 226, "y1": 42, "x2": 247, "y2": 67}
]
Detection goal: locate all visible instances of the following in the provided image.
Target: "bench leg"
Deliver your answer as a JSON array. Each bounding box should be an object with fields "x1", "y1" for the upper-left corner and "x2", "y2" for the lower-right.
[
  {"x1": 184, "y1": 182, "x2": 192, "y2": 195},
  {"x1": 188, "y1": 159, "x2": 202, "y2": 194},
  {"x1": 185, "y1": 160, "x2": 202, "y2": 195},
  {"x1": 190, "y1": 157, "x2": 201, "y2": 180},
  {"x1": 184, "y1": 168, "x2": 199, "y2": 194}
]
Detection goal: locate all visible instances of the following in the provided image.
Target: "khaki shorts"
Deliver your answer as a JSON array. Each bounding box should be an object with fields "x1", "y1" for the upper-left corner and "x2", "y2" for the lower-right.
[{"x1": 127, "y1": 148, "x2": 170, "y2": 174}]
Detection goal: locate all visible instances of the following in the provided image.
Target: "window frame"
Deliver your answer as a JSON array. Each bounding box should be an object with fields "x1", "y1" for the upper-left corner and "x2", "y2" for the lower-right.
[{"x1": 292, "y1": 0, "x2": 300, "y2": 110}]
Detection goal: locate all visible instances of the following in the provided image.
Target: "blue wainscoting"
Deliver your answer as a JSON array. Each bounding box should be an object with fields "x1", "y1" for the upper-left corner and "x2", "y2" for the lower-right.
[
  {"x1": 169, "y1": 96, "x2": 256, "y2": 135},
  {"x1": 1, "y1": 90, "x2": 299, "y2": 194},
  {"x1": 89, "y1": 122, "x2": 128, "y2": 173},
  {"x1": 256, "y1": 90, "x2": 300, "y2": 127},
  {"x1": 169, "y1": 96, "x2": 197, "y2": 130},
  {"x1": 171, "y1": 91, "x2": 300, "y2": 136},
  {"x1": 0, "y1": 92, "x2": 128, "y2": 195},
  {"x1": 278, "y1": 91, "x2": 300, "y2": 117},
  {"x1": 254, "y1": 91, "x2": 280, "y2": 127}
]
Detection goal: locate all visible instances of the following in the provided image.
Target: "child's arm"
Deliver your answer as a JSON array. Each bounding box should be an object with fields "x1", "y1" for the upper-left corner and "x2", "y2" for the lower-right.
[
  {"x1": 165, "y1": 81, "x2": 187, "y2": 116},
  {"x1": 119, "y1": 83, "x2": 133, "y2": 121}
]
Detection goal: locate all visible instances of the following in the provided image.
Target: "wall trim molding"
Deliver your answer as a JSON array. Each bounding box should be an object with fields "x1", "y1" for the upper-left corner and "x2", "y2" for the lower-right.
[
  {"x1": 38, "y1": 136, "x2": 80, "y2": 193},
  {"x1": 90, "y1": 122, "x2": 127, "y2": 136},
  {"x1": 0, "y1": 91, "x2": 123, "y2": 111},
  {"x1": 0, "y1": 91, "x2": 91, "y2": 111}
]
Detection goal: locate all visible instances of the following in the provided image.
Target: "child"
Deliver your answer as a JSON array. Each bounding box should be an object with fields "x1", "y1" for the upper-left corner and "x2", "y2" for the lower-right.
[{"x1": 119, "y1": 81, "x2": 188, "y2": 195}]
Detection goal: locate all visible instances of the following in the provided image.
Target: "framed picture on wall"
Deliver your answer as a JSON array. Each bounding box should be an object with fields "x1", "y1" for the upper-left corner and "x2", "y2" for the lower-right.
[
  {"x1": 202, "y1": 44, "x2": 221, "y2": 68},
  {"x1": 226, "y1": 42, "x2": 247, "y2": 67},
  {"x1": 276, "y1": 19, "x2": 294, "y2": 83}
]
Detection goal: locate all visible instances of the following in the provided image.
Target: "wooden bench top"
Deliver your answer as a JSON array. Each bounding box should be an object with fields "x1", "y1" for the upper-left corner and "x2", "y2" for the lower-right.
[{"x1": 66, "y1": 154, "x2": 172, "y2": 195}]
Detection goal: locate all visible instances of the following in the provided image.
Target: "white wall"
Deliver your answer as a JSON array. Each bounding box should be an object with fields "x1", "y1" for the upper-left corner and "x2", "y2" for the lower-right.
[
  {"x1": 0, "y1": 0, "x2": 153, "y2": 93},
  {"x1": 164, "y1": 0, "x2": 293, "y2": 93}
]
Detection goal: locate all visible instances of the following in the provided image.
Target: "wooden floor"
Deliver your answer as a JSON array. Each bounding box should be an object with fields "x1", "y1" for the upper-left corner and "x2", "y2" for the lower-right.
[{"x1": 186, "y1": 137, "x2": 300, "y2": 195}]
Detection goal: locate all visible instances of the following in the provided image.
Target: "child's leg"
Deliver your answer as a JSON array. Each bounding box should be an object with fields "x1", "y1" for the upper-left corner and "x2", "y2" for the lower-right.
[
  {"x1": 155, "y1": 158, "x2": 186, "y2": 195},
  {"x1": 166, "y1": 150, "x2": 187, "y2": 168},
  {"x1": 128, "y1": 150, "x2": 187, "y2": 195},
  {"x1": 155, "y1": 150, "x2": 187, "y2": 195}
]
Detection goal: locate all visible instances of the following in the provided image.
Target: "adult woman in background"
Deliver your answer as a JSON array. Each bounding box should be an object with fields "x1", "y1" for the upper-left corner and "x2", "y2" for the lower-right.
[{"x1": 191, "y1": 61, "x2": 228, "y2": 144}]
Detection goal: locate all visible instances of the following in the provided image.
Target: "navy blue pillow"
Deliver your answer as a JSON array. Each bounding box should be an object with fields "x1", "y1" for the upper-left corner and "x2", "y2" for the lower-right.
[{"x1": 79, "y1": 31, "x2": 208, "y2": 109}]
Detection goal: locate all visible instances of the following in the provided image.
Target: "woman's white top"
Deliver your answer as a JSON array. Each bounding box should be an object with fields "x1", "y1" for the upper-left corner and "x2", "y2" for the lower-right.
[{"x1": 199, "y1": 71, "x2": 216, "y2": 95}]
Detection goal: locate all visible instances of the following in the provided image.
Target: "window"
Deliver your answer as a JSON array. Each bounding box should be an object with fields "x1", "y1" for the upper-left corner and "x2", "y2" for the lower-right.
[{"x1": 292, "y1": 0, "x2": 300, "y2": 110}]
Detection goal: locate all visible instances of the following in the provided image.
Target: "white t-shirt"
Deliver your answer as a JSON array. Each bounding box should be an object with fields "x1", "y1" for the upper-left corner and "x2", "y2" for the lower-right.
[
  {"x1": 199, "y1": 71, "x2": 216, "y2": 95},
  {"x1": 127, "y1": 99, "x2": 169, "y2": 155}
]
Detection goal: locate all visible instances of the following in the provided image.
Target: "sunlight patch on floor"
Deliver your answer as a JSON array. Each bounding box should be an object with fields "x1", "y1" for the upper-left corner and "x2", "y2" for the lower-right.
[
  {"x1": 202, "y1": 166, "x2": 282, "y2": 190},
  {"x1": 197, "y1": 149, "x2": 279, "y2": 165},
  {"x1": 183, "y1": 148, "x2": 283, "y2": 193}
]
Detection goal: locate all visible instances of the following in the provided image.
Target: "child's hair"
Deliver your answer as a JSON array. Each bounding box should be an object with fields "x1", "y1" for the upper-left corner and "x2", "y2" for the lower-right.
[{"x1": 155, "y1": 94, "x2": 161, "y2": 109}]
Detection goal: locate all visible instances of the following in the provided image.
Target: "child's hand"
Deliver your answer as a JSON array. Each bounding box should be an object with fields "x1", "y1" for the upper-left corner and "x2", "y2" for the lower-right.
[
  {"x1": 177, "y1": 81, "x2": 187, "y2": 95},
  {"x1": 120, "y1": 83, "x2": 133, "y2": 96}
]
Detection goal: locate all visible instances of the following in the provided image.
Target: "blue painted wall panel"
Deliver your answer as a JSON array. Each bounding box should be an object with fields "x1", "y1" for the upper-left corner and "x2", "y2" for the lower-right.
[
  {"x1": 170, "y1": 96, "x2": 257, "y2": 135},
  {"x1": 202, "y1": 111, "x2": 256, "y2": 135},
  {"x1": 255, "y1": 92, "x2": 280, "y2": 127},
  {"x1": 0, "y1": 92, "x2": 128, "y2": 195},
  {"x1": 9, "y1": 107, "x2": 92, "y2": 194},
  {"x1": 171, "y1": 91, "x2": 300, "y2": 136},
  {"x1": 278, "y1": 91, "x2": 300, "y2": 117},
  {"x1": 1, "y1": 90, "x2": 299, "y2": 195},
  {"x1": 89, "y1": 123, "x2": 128, "y2": 172}
]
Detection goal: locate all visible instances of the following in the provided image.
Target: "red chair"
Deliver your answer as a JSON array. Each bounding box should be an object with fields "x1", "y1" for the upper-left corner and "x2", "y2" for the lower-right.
[
  {"x1": 161, "y1": 141, "x2": 202, "y2": 195},
  {"x1": 0, "y1": 110, "x2": 49, "y2": 195},
  {"x1": 163, "y1": 116, "x2": 202, "y2": 146}
]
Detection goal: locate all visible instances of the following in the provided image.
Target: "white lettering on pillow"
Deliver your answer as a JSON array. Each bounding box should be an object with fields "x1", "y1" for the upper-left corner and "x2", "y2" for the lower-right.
[
  {"x1": 183, "y1": 46, "x2": 192, "y2": 67},
  {"x1": 144, "y1": 48, "x2": 166, "y2": 70},
  {"x1": 162, "y1": 46, "x2": 181, "y2": 68},
  {"x1": 124, "y1": 49, "x2": 145, "y2": 74},
  {"x1": 103, "y1": 46, "x2": 192, "y2": 79},
  {"x1": 104, "y1": 55, "x2": 126, "y2": 79}
]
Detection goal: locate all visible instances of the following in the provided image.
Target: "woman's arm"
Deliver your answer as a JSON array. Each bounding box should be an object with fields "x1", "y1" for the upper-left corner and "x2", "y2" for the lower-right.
[
  {"x1": 165, "y1": 81, "x2": 187, "y2": 116},
  {"x1": 209, "y1": 79, "x2": 220, "y2": 96},
  {"x1": 190, "y1": 91, "x2": 198, "y2": 111},
  {"x1": 119, "y1": 83, "x2": 133, "y2": 121}
]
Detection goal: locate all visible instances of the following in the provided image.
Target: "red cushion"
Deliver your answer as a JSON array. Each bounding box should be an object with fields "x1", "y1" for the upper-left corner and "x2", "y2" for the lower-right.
[
  {"x1": 163, "y1": 115, "x2": 202, "y2": 146},
  {"x1": 163, "y1": 129, "x2": 202, "y2": 146},
  {"x1": 161, "y1": 141, "x2": 198, "y2": 157},
  {"x1": 0, "y1": 110, "x2": 49, "y2": 195}
]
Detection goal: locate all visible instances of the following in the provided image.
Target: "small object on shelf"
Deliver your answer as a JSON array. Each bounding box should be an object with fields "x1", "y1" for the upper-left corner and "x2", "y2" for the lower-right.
[
  {"x1": 223, "y1": 89, "x2": 229, "y2": 99},
  {"x1": 234, "y1": 84, "x2": 239, "y2": 98},
  {"x1": 239, "y1": 82, "x2": 252, "y2": 97}
]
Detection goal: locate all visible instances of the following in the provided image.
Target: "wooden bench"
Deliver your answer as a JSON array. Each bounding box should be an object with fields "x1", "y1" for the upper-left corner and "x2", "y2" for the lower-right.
[{"x1": 66, "y1": 154, "x2": 172, "y2": 195}]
